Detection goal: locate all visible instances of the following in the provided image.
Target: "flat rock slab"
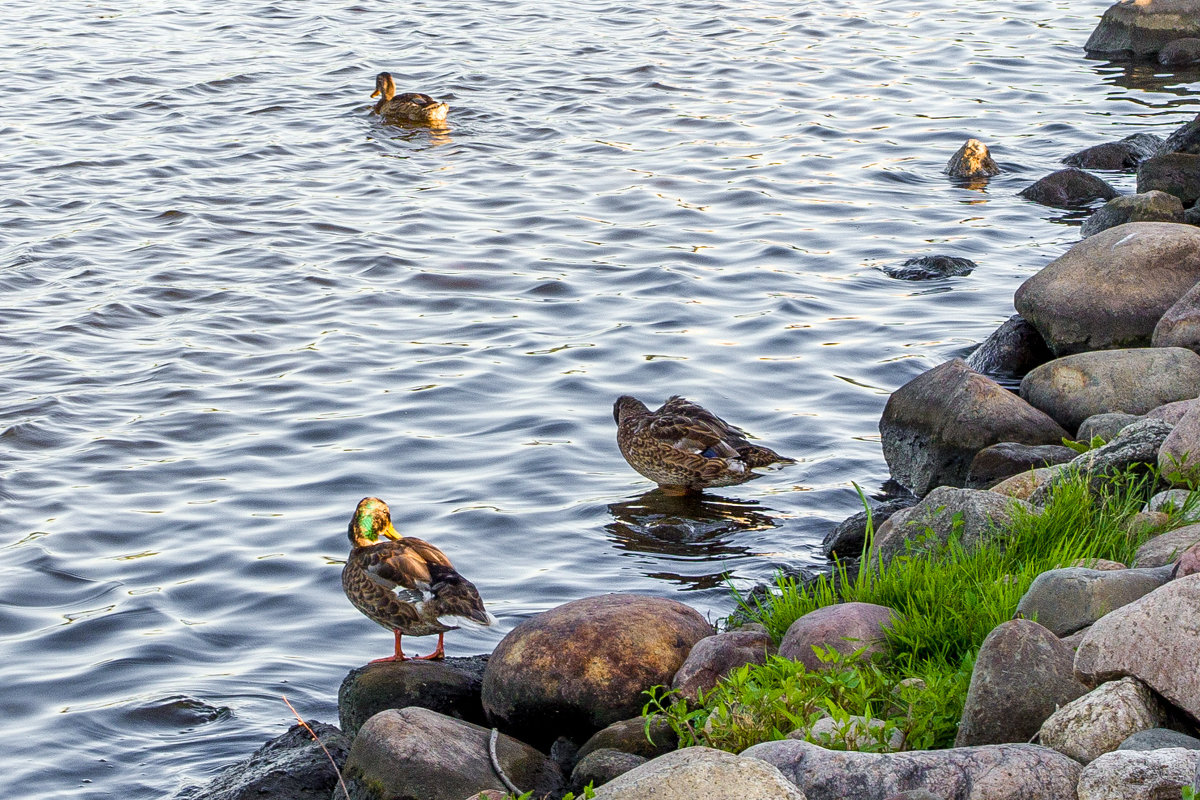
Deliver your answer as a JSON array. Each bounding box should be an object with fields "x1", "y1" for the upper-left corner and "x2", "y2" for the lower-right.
[
  {"x1": 1019, "y1": 348, "x2": 1200, "y2": 434},
  {"x1": 1014, "y1": 222, "x2": 1200, "y2": 356},
  {"x1": 591, "y1": 746, "x2": 806, "y2": 800},
  {"x1": 742, "y1": 739, "x2": 1081, "y2": 800},
  {"x1": 1075, "y1": 574, "x2": 1200, "y2": 723},
  {"x1": 1134, "y1": 524, "x2": 1200, "y2": 567}
]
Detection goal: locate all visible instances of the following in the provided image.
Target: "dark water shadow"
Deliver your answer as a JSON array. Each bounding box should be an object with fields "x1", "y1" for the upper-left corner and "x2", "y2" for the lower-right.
[{"x1": 604, "y1": 489, "x2": 781, "y2": 557}]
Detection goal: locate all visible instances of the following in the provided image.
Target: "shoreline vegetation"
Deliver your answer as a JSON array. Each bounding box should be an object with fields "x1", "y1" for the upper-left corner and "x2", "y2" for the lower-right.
[{"x1": 177, "y1": 4, "x2": 1200, "y2": 800}]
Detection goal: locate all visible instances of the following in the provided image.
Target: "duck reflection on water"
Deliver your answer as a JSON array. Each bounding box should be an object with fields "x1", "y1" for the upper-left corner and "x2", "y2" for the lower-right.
[{"x1": 605, "y1": 488, "x2": 781, "y2": 555}]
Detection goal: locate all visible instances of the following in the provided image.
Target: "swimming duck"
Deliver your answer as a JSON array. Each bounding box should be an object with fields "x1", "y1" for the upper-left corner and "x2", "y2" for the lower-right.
[
  {"x1": 370, "y1": 72, "x2": 449, "y2": 125},
  {"x1": 614, "y1": 395, "x2": 794, "y2": 495},
  {"x1": 342, "y1": 496, "x2": 492, "y2": 662}
]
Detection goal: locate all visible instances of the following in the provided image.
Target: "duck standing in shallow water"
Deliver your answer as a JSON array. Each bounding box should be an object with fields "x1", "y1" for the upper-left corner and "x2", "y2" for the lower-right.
[
  {"x1": 342, "y1": 497, "x2": 493, "y2": 662},
  {"x1": 614, "y1": 395, "x2": 795, "y2": 495},
  {"x1": 369, "y1": 71, "x2": 449, "y2": 125}
]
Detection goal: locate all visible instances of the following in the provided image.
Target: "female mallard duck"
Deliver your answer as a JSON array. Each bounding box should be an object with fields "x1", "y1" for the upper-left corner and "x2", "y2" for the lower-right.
[
  {"x1": 614, "y1": 395, "x2": 794, "y2": 495},
  {"x1": 342, "y1": 496, "x2": 493, "y2": 661},
  {"x1": 370, "y1": 72, "x2": 449, "y2": 125}
]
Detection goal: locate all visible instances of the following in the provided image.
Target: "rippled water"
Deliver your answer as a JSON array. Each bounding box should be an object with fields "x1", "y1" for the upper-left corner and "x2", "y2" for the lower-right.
[{"x1": 2, "y1": 0, "x2": 1199, "y2": 796}]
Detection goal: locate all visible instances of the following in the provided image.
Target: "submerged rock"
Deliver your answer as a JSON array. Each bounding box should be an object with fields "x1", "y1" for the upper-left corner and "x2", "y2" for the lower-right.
[
  {"x1": 480, "y1": 594, "x2": 712, "y2": 748},
  {"x1": 883, "y1": 255, "x2": 976, "y2": 281},
  {"x1": 1014, "y1": 222, "x2": 1200, "y2": 356},
  {"x1": 1018, "y1": 168, "x2": 1118, "y2": 209},
  {"x1": 946, "y1": 138, "x2": 1001, "y2": 179},
  {"x1": 1064, "y1": 134, "x2": 1163, "y2": 171},
  {"x1": 1160, "y1": 38, "x2": 1200, "y2": 66}
]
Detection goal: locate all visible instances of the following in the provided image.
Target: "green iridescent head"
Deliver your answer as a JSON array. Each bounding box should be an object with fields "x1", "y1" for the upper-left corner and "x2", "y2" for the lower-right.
[{"x1": 348, "y1": 496, "x2": 401, "y2": 547}]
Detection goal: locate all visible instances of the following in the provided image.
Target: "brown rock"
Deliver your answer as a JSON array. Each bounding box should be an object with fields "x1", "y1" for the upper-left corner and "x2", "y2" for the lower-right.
[
  {"x1": 480, "y1": 594, "x2": 713, "y2": 748},
  {"x1": 1014, "y1": 222, "x2": 1200, "y2": 356},
  {"x1": 1138, "y1": 153, "x2": 1200, "y2": 206},
  {"x1": 1085, "y1": 1, "x2": 1200, "y2": 58},
  {"x1": 946, "y1": 138, "x2": 1000, "y2": 179},
  {"x1": 1176, "y1": 541, "x2": 1200, "y2": 577},
  {"x1": 1018, "y1": 168, "x2": 1118, "y2": 209},
  {"x1": 778, "y1": 602, "x2": 897, "y2": 670},
  {"x1": 989, "y1": 465, "x2": 1064, "y2": 500},
  {"x1": 671, "y1": 629, "x2": 775, "y2": 702},
  {"x1": 576, "y1": 717, "x2": 678, "y2": 764}
]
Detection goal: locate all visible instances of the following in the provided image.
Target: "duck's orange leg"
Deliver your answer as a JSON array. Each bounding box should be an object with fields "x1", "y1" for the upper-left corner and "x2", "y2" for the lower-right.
[
  {"x1": 412, "y1": 632, "x2": 446, "y2": 660},
  {"x1": 369, "y1": 629, "x2": 410, "y2": 663}
]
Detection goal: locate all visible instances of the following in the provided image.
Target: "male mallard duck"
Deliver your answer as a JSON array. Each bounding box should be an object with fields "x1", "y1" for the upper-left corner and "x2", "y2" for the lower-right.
[
  {"x1": 342, "y1": 496, "x2": 492, "y2": 661},
  {"x1": 614, "y1": 395, "x2": 794, "y2": 495},
  {"x1": 370, "y1": 72, "x2": 449, "y2": 125}
]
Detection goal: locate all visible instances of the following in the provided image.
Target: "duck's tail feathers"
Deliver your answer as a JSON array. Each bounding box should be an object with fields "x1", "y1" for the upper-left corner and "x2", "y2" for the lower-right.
[{"x1": 438, "y1": 609, "x2": 497, "y2": 628}]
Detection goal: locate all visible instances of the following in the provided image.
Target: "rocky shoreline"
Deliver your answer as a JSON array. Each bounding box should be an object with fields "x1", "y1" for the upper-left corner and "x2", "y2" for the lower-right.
[{"x1": 176, "y1": 4, "x2": 1200, "y2": 799}]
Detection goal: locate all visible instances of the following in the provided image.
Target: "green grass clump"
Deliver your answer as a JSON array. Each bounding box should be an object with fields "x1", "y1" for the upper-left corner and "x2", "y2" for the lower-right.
[{"x1": 645, "y1": 466, "x2": 1181, "y2": 752}]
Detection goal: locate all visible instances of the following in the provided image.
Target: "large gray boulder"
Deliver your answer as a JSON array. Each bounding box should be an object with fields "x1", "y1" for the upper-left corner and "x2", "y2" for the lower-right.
[
  {"x1": 873, "y1": 487, "x2": 1032, "y2": 565},
  {"x1": 1037, "y1": 677, "x2": 1165, "y2": 764},
  {"x1": 173, "y1": 721, "x2": 350, "y2": 800},
  {"x1": 1137, "y1": 153, "x2": 1200, "y2": 206},
  {"x1": 874, "y1": 487, "x2": 1027, "y2": 561},
  {"x1": 1159, "y1": 401, "x2": 1200, "y2": 484},
  {"x1": 742, "y1": 739, "x2": 1081, "y2": 800},
  {"x1": 1133, "y1": 523, "x2": 1200, "y2": 567},
  {"x1": 1075, "y1": 574, "x2": 1200, "y2": 723},
  {"x1": 955, "y1": 620, "x2": 1088, "y2": 747},
  {"x1": 1085, "y1": 0, "x2": 1200, "y2": 58},
  {"x1": 1018, "y1": 348, "x2": 1200, "y2": 433},
  {"x1": 1153, "y1": 280, "x2": 1200, "y2": 353},
  {"x1": 1014, "y1": 565, "x2": 1174, "y2": 637},
  {"x1": 1018, "y1": 168, "x2": 1118, "y2": 209},
  {"x1": 965, "y1": 442, "x2": 1077, "y2": 489},
  {"x1": 343, "y1": 707, "x2": 562, "y2": 800},
  {"x1": 778, "y1": 602, "x2": 897, "y2": 670},
  {"x1": 481, "y1": 594, "x2": 712, "y2": 748},
  {"x1": 964, "y1": 314, "x2": 1053, "y2": 379},
  {"x1": 1118, "y1": 728, "x2": 1200, "y2": 751},
  {"x1": 1081, "y1": 191, "x2": 1185, "y2": 237},
  {"x1": 880, "y1": 359, "x2": 1069, "y2": 496},
  {"x1": 1076, "y1": 412, "x2": 1142, "y2": 443},
  {"x1": 337, "y1": 657, "x2": 486, "y2": 737},
  {"x1": 590, "y1": 747, "x2": 806, "y2": 800},
  {"x1": 1013, "y1": 222, "x2": 1200, "y2": 356},
  {"x1": 1076, "y1": 748, "x2": 1200, "y2": 800},
  {"x1": 1027, "y1": 419, "x2": 1174, "y2": 506}
]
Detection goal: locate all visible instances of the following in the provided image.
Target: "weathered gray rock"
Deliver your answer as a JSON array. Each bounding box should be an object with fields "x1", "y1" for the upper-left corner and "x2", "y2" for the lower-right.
[
  {"x1": 1118, "y1": 728, "x2": 1200, "y2": 751},
  {"x1": 1075, "y1": 574, "x2": 1200, "y2": 722},
  {"x1": 1154, "y1": 280, "x2": 1200, "y2": 353},
  {"x1": 1076, "y1": 748, "x2": 1200, "y2": 800},
  {"x1": 590, "y1": 746, "x2": 806, "y2": 800},
  {"x1": 337, "y1": 657, "x2": 487, "y2": 738},
  {"x1": 1019, "y1": 348, "x2": 1200, "y2": 433},
  {"x1": 481, "y1": 594, "x2": 712, "y2": 748},
  {"x1": 1082, "y1": 191, "x2": 1185, "y2": 237},
  {"x1": 989, "y1": 465, "x2": 1064, "y2": 502},
  {"x1": 946, "y1": 138, "x2": 1000, "y2": 179},
  {"x1": 1177, "y1": 541, "x2": 1200, "y2": 577},
  {"x1": 1138, "y1": 153, "x2": 1200, "y2": 206},
  {"x1": 1085, "y1": 1, "x2": 1200, "y2": 58},
  {"x1": 1160, "y1": 38, "x2": 1200, "y2": 65},
  {"x1": 1160, "y1": 398, "x2": 1200, "y2": 485},
  {"x1": 1013, "y1": 222, "x2": 1200, "y2": 356},
  {"x1": 955, "y1": 619, "x2": 1088, "y2": 747},
  {"x1": 1018, "y1": 168, "x2": 1119, "y2": 209},
  {"x1": 576, "y1": 716, "x2": 678, "y2": 765},
  {"x1": 570, "y1": 749, "x2": 647, "y2": 791},
  {"x1": 1134, "y1": 523, "x2": 1200, "y2": 567},
  {"x1": 172, "y1": 721, "x2": 350, "y2": 800},
  {"x1": 965, "y1": 442, "x2": 1077, "y2": 489},
  {"x1": 1014, "y1": 565, "x2": 1174, "y2": 637},
  {"x1": 880, "y1": 359, "x2": 1069, "y2": 496},
  {"x1": 343, "y1": 707, "x2": 562, "y2": 800},
  {"x1": 964, "y1": 314, "x2": 1053, "y2": 379},
  {"x1": 1144, "y1": 489, "x2": 1200, "y2": 519},
  {"x1": 1076, "y1": 412, "x2": 1142, "y2": 443},
  {"x1": 1064, "y1": 134, "x2": 1164, "y2": 171},
  {"x1": 873, "y1": 487, "x2": 1032, "y2": 564},
  {"x1": 884, "y1": 256, "x2": 976, "y2": 281},
  {"x1": 803, "y1": 715, "x2": 905, "y2": 752},
  {"x1": 1038, "y1": 677, "x2": 1165, "y2": 764},
  {"x1": 1146, "y1": 397, "x2": 1197, "y2": 424},
  {"x1": 742, "y1": 739, "x2": 1080, "y2": 800},
  {"x1": 671, "y1": 629, "x2": 775, "y2": 701},
  {"x1": 1163, "y1": 114, "x2": 1200, "y2": 156},
  {"x1": 823, "y1": 496, "x2": 919, "y2": 559},
  {"x1": 1028, "y1": 419, "x2": 1174, "y2": 506},
  {"x1": 778, "y1": 602, "x2": 897, "y2": 670}
]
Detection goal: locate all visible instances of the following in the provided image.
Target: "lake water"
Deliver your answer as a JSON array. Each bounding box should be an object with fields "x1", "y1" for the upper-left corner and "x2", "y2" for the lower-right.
[{"x1": 2, "y1": 0, "x2": 1198, "y2": 796}]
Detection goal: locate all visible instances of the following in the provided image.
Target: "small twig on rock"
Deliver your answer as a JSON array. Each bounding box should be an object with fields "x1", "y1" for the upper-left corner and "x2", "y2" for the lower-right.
[
  {"x1": 488, "y1": 727, "x2": 523, "y2": 796},
  {"x1": 282, "y1": 694, "x2": 350, "y2": 800}
]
